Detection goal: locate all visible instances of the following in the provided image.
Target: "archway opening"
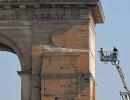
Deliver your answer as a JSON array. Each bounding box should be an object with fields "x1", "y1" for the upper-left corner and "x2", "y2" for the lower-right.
[{"x1": 0, "y1": 51, "x2": 21, "y2": 100}]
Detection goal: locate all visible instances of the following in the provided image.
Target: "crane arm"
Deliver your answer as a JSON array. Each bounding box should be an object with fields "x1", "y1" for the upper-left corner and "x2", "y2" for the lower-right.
[
  {"x1": 115, "y1": 64, "x2": 129, "y2": 92},
  {"x1": 115, "y1": 64, "x2": 130, "y2": 100}
]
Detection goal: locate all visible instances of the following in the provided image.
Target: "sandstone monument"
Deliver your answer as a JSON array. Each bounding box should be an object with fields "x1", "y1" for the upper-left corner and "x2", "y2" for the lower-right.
[{"x1": 0, "y1": 0, "x2": 104, "y2": 100}]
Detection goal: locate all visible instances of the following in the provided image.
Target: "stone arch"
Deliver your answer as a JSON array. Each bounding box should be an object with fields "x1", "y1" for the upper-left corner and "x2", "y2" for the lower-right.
[
  {"x1": 0, "y1": 34, "x2": 32, "y2": 100},
  {"x1": 0, "y1": 34, "x2": 24, "y2": 69}
]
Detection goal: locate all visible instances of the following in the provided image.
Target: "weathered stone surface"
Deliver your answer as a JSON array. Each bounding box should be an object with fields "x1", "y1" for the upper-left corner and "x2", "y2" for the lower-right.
[{"x1": 0, "y1": 0, "x2": 104, "y2": 100}]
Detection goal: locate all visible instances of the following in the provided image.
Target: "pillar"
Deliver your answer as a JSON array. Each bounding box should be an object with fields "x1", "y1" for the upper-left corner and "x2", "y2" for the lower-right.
[
  {"x1": 31, "y1": 54, "x2": 42, "y2": 100},
  {"x1": 18, "y1": 71, "x2": 32, "y2": 100}
]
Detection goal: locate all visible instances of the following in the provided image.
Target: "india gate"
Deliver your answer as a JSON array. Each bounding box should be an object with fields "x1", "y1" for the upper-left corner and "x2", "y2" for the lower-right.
[{"x1": 0, "y1": 0, "x2": 104, "y2": 100}]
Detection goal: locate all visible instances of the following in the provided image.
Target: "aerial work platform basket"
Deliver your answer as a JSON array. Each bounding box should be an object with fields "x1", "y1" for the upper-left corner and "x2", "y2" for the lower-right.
[{"x1": 98, "y1": 48, "x2": 120, "y2": 65}]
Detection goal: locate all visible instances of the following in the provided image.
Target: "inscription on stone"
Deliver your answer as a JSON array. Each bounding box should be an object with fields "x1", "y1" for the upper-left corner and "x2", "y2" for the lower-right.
[
  {"x1": 0, "y1": 0, "x2": 90, "y2": 3},
  {"x1": 0, "y1": 8, "x2": 87, "y2": 21}
]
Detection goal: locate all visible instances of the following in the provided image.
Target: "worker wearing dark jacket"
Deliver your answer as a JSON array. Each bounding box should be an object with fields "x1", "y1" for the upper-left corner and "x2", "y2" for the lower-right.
[{"x1": 113, "y1": 47, "x2": 118, "y2": 60}]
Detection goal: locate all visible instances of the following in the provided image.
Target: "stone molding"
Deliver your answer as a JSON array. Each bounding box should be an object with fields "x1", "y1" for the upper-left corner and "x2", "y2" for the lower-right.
[
  {"x1": 0, "y1": 0, "x2": 104, "y2": 23},
  {"x1": 0, "y1": 7, "x2": 88, "y2": 21}
]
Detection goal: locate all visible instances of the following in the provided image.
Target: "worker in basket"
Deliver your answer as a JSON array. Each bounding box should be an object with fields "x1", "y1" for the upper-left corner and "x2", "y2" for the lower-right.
[
  {"x1": 99, "y1": 47, "x2": 104, "y2": 57},
  {"x1": 112, "y1": 47, "x2": 118, "y2": 60}
]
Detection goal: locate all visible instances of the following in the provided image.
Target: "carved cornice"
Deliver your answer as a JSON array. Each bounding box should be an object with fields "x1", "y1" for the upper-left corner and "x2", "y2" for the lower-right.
[
  {"x1": 0, "y1": 0, "x2": 99, "y2": 4},
  {"x1": 0, "y1": 7, "x2": 89, "y2": 22},
  {"x1": 0, "y1": 0, "x2": 104, "y2": 23}
]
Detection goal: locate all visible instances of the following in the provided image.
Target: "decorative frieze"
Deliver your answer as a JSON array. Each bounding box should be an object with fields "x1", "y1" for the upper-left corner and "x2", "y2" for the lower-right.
[
  {"x1": 0, "y1": 8, "x2": 88, "y2": 21},
  {"x1": 0, "y1": 0, "x2": 104, "y2": 23},
  {"x1": 0, "y1": 0, "x2": 96, "y2": 3}
]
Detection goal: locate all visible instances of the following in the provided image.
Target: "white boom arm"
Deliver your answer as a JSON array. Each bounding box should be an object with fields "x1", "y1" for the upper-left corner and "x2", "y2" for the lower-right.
[{"x1": 115, "y1": 64, "x2": 130, "y2": 100}]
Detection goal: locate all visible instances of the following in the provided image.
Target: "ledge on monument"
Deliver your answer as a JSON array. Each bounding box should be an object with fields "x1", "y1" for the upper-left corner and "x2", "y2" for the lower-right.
[
  {"x1": 40, "y1": 45, "x2": 89, "y2": 56},
  {"x1": 17, "y1": 70, "x2": 32, "y2": 76}
]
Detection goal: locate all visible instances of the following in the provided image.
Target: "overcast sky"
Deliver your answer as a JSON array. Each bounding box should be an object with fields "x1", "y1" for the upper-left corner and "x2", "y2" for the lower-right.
[{"x1": 0, "y1": 0, "x2": 130, "y2": 100}]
